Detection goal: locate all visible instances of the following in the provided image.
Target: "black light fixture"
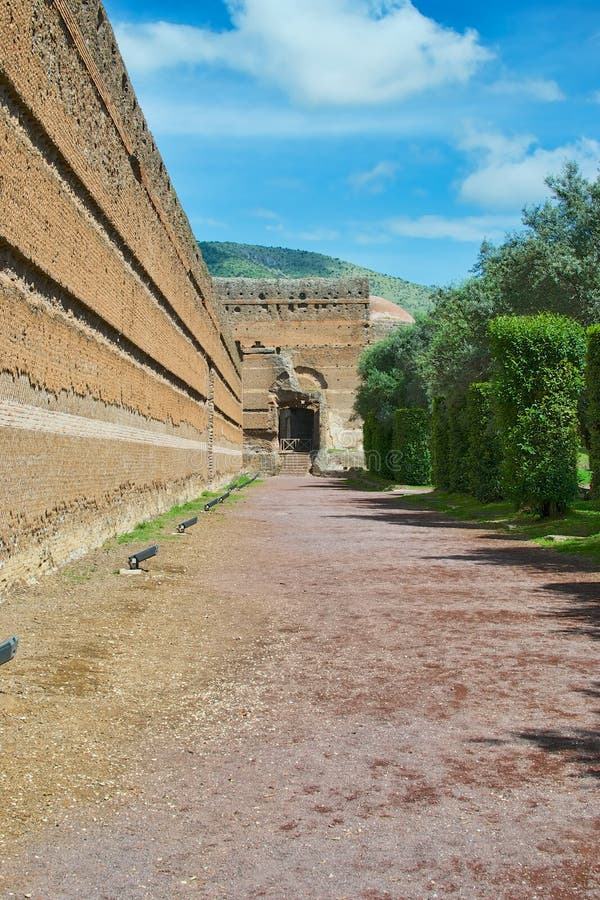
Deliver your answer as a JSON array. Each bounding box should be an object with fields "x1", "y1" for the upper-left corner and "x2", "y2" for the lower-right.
[
  {"x1": 128, "y1": 544, "x2": 159, "y2": 570},
  {"x1": 177, "y1": 516, "x2": 198, "y2": 533},
  {"x1": 0, "y1": 636, "x2": 18, "y2": 667}
]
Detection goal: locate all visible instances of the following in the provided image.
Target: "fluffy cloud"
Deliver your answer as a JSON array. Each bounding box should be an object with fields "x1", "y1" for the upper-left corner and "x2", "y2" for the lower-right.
[
  {"x1": 458, "y1": 133, "x2": 600, "y2": 209},
  {"x1": 385, "y1": 213, "x2": 517, "y2": 242},
  {"x1": 116, "y1": 0, "x2": 491, "y2": 106}
]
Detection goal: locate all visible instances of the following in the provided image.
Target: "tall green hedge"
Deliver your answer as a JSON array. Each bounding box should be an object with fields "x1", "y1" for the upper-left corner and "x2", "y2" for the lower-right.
[
  {"x1": 467, "y1": 382, "x2": 503, "y2": 502},
  {"x1": 586, "y1": 326, "x2": 600, "y2": 498},
  {"x1": 489, "y1": 314, "x2": 585, "y2": 516},
  {"x1": 390, "y1": 408, "x2": 431, "y2": 485},
  {"x1": 363, "y1": 416, "x2": 392, "y2": 477},
  {"x1": 447, "y1": 396, "x2": 469, "y2": 493},
  {"x1": 431, "y1": 397, "x2": 450, "y2": 489}
]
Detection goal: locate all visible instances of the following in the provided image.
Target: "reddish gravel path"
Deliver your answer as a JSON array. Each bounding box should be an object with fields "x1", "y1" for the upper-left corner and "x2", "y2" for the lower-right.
[{"x1": 1, "y1": 476, "x2": 599, "y2": 898}]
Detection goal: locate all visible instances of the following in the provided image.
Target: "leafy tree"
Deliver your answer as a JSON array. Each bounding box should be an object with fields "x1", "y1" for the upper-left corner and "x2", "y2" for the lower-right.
[
  {"x1": 425, "y1": 277, "x2": 501, "y2": 402},
  {"x1": 353, "y1": 321, "x2": 431, "y2": 424},
  {"x1": 477, "y1": 162, "x2": 600, "y2": 325}
]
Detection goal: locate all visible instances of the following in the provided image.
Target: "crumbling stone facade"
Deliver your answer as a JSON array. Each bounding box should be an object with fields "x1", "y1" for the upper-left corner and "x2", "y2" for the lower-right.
[
  {"x1": 0, "y1": 0, "x2": 243, "y2": 588},
  {"x1": 214, "y1": 277, "x2": 370, "y2": 473}
]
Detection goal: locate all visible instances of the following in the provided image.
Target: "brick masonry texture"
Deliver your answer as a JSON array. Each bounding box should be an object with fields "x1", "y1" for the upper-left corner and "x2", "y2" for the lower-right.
[
  {"x1": 214, "y1": 278, "x2": 370, "y2": 472},
  {"x1": 0, "y1": 0, "x2": 243, "y2": 588}
]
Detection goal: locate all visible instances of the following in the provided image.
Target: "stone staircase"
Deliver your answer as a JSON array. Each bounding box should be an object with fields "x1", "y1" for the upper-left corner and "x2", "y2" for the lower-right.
[{"x1": 279, "y1": 452, "x2": 312, "y2": 476}]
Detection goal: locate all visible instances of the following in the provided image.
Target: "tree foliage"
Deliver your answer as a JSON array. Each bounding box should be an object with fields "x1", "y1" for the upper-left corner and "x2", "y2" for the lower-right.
[
  {"x1": 431, "y1": 397, "x2": 450, "y2": 490},
  {"x1": 585, "y1": 326, "x2": 600, "y2": 498},
  {"x1": 477, "y1": 163, "x2": 600, "y2": 325},
  {"x1": 354, "y1": 322, "x2": 431, "y2": 424},
  {"x1": 354, "y1": 161, "x2": 598, "y2": 505},
  {"x1": 467, "y1": 382, "x2": 503, "y2": 502},
  {"x1": 489, "y1": 314, "x2": 586, "y2": 516},
  {"x1": 390, "y1": 409, "x2": 431, "y2": 485}
]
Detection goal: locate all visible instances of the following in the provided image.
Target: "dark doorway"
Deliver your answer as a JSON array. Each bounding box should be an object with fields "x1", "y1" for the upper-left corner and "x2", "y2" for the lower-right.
[{"x1": 279, "y1": 407, "x2": 319, "y2": 452}]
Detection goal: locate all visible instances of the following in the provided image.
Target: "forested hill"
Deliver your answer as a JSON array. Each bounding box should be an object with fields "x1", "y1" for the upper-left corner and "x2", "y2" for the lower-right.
[{"x1": 198, "y1": 241, "x2": 434, "y2": 317}]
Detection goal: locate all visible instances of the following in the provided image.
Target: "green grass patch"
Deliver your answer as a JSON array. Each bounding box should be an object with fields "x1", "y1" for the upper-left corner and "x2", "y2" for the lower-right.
[
  {"x1": 62, "y1": 564, "x2": 98, "y2": 584},
  {"x1": 578, "y1": 450, "x2": 590, "y2": 486},
  {"x1": 115, "y1": 476, "x2": 261, "y2": 545},
  {"x1": 402, "y1": 489, "x2": 600, "y2": 565}
]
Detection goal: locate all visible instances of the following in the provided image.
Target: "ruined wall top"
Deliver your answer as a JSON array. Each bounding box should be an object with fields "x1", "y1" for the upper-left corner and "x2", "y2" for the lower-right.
[
  {"x1": 214, "y1": 277, "x2": 370, "y2": 304},
  {"x1": 20, "y1": 0, "x2": 239, "y2": 373}
]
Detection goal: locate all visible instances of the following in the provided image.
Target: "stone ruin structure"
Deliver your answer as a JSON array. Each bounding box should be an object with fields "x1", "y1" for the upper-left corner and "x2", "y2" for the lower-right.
[
  {"x1": 0, "y1": 0, "x2": 242, "y2": 588},
  {"x1": 0, "y1": 0, "x2": 413, "y2": 587},
  {"x1": 215, "y1": 277, "x2": 371, "y2": 474}
]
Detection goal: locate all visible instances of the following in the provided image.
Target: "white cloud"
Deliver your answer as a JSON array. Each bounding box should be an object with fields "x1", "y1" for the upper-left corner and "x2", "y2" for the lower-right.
[
  {"x1": 251, "y1": 207, "x2": 280, "y2": 219},
  {"x1": 385, "y1": 213, "x2": 517, "y2": 242},
  {"x1": 458, "y1": 133, "x2": 600, "y2": 209},
  {"x1": 116, "y1": 0, "x2": 491, "y2": 106},
  {"x1": 349, "y1": 161, "x2": 399, "y2": 191},
  {"x1": 489, "y1": 78, "x2": 565, "y2": 102}
]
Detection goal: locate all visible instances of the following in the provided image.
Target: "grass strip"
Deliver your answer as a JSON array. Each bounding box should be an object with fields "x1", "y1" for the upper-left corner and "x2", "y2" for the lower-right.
[{"x1": 115, "y1": 475, "x2": 262, "y2": 545}]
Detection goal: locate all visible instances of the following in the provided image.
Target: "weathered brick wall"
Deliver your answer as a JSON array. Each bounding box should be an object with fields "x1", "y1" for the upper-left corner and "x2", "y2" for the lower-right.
[
  {"x1": 214, "y1": 277, "x2": 370, "y2": 471},
  {"x1": 0, "y1": 0, "x2": 243, "y2": 588}
]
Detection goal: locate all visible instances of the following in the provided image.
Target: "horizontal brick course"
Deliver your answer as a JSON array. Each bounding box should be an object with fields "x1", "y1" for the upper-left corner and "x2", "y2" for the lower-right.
[{"x1": 0, "y1": 0, "x2": 243, "y2": 588}]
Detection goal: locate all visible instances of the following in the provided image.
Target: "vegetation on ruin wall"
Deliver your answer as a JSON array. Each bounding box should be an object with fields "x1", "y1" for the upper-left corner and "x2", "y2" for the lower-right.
[
  {"x1": 467, "y1": 382, "x2": 503, "y2": 503},
  {"x1": 489, "y1": 314, "x2": 586, "y2": 516},
  {"x1": 198, "y1": 241, "x2": 434, "y2": 317},
  {"x1": 390, "y1": 409, "x2": 431, "y2": 485}
]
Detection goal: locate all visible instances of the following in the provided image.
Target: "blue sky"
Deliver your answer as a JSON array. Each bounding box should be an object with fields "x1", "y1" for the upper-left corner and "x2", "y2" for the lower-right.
[{"x1": 103, "y1": 0, "x2": 600, "y2": 287}]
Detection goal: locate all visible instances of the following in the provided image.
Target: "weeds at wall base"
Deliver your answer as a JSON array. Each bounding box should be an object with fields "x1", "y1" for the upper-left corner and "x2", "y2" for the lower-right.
[{"x1": 112, "y1": 477, "x2": 261, "y2": 545}]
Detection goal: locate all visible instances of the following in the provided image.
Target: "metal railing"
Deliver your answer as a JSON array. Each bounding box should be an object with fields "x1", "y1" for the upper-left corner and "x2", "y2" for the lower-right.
[{"x1": 279, "y1": 438, "x2": 313, "y2": 453}]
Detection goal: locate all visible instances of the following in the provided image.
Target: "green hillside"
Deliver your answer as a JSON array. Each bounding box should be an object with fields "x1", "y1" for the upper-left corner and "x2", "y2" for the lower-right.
[{"x1": 198, "y1": 241, "x2": 434, "y2": 317}]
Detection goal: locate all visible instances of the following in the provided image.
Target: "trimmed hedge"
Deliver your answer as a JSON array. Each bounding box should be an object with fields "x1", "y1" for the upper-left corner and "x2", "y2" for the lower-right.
[
  {"x1": 431, "y1": 396, "x2": 450, "y2": 489},
  {"x1": 363, "y1": 415, "x2": 392, "y2": 477},
  {"x1": 467, "y1": 382, "x2": 503, "y2": 502},
  {"x1": 447, "y1": 396, "x2": 469, "y2": 493},
  {"x1": 390, "y1": 408, "x2": 431, "y2": 485},
  {"x1": 586, "y1": 327, "x2": 600, "y2": 498},
  {"x1": 489, "y1": 313, "x2": 585, "y2": 516}
]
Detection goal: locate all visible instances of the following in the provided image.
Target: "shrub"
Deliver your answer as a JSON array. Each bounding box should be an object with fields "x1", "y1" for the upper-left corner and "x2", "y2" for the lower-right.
[
  {"x1": 431, "y1": 397, "x2": 450, "y2": 489},
  {"x1": 447, "y1": 395, "x2": 469, "y2": 493},
  {"x1": 363, "y1": 415, "x2": 392, "y2": 477},
  {"x1": 467, "y1": 382, "x2": 503, "y2": 502},
  {"x1": 489, "y1": 313, "x2": 585, "y2": 516},
  {"x1": 390, "y1": 408, "x2": 431, "y2": 485},
  {"x1": 586, "y1": 327, "x2": 600, "y2": 498}
]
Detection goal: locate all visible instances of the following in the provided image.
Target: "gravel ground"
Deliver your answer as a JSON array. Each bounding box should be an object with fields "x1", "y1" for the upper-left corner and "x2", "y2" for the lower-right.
[{"x1": 0, "y1": 476, "x2": 598, "y2": 899}]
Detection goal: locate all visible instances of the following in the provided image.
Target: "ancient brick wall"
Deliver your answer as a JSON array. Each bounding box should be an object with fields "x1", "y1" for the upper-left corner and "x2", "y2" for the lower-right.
[
  {"x1": 0, "y1": 0, "x2": 243, "y2": 588},
  {"x1": 214, "y1": 277, "x2": 370, "y2": 472}
]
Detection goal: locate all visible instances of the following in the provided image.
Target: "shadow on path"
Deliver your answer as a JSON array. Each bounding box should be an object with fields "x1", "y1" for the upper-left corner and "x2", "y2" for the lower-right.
[{"x1": 513, "y1": 728, "x2": 600, "y2": 780}]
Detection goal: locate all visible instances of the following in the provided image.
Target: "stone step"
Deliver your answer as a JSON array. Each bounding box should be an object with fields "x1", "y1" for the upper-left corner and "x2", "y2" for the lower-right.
[{"x1": 279, "y1": 453, "x2": 311, "y2": 475}]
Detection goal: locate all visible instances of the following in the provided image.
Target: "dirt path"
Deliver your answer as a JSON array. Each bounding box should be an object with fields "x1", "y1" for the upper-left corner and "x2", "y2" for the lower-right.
[{"x1": 0, "y1": 476, "x2": 598, "y2": 899}]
